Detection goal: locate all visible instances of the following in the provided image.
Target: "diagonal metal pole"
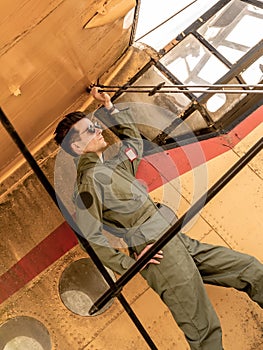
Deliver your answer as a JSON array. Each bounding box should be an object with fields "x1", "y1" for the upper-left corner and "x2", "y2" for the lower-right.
[
  {"x1": 0, "y1": 107, "x2": 158, "y2": 350},
  {"x1": 89, "y1": 137, "x2": 263, "y2": 314}
]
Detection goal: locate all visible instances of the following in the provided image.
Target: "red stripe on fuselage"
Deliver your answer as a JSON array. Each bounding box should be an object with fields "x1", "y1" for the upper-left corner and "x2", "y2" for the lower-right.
[
  {"x1": 0, "y1": 222, "x2": 77, "y2": 304},
  {"x1": 0, "y1": 106, "x2": 262, "y2": 304},
  {"x1": 137, "y1": 106, "x2": 263, "y2": 191}
]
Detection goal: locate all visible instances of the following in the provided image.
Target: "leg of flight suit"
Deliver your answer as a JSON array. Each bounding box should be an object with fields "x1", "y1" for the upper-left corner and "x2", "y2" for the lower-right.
[
  {"x1": 138, "y1": 234, "x2": 224, "y2": 350},
  {"x1": 179, "y1": 233, "x2": 263, "y2": 307}
]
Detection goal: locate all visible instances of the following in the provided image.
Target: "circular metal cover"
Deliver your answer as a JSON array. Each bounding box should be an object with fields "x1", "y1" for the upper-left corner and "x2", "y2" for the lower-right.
[
  {"x1": 0, "y1": 316, "x2": 52, "y2": 350},
  {"x1": 59, "y1": 258, "x2": 116, "y2": 316}
]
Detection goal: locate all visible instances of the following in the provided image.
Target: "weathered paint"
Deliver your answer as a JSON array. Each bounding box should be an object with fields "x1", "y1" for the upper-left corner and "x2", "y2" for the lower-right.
[
  {"x1": 0, "y1": 2, "x2": 262, "y2": 348},
  {"x1": 0, "y1": 0, "x2": 133, "y2": 178}
]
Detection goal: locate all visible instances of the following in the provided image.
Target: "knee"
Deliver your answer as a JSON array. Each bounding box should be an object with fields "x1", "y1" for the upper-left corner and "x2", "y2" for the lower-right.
[
  {"x1": 246, "y1": 256, "x2": 263, "y2": 275},
  {"x1": 239, "y1": 255, "x2": 263, "y2": 282},
  {"x1": 240, "y1": 256, "x2": 263, "y2": 307}
]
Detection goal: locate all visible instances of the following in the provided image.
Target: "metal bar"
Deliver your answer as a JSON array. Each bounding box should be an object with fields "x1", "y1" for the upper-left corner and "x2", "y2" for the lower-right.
[
  {"x1": 0, "y1": 107, "x2": 158, "y2": 350},
  {"x1": 89, "y1": 137, "x2": 263, "y2": 314},
  {"x1": 99, "y1": 88, "x2": 263, "y2": 94},
  {"x1": 98, "y1": 83, "x2": 263, "y2": 88}
]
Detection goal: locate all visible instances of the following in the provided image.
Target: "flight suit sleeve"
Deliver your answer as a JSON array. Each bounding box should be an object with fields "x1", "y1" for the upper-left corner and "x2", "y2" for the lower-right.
[
  {"x1": 74, "y1": 181, "x2": 136, "y2": 275},
  {"x1": 96, "y1": 107, "x2": 143, "y2": 174}
]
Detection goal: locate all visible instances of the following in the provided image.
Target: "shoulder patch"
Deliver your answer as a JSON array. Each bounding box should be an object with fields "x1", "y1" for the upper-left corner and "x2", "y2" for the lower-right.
[
  {"x1": 76, "y1": 191, "x2": 93, "y2": 210},
  {"x1": 125, "y1": 147, "x2": 138, "y2": 162}
]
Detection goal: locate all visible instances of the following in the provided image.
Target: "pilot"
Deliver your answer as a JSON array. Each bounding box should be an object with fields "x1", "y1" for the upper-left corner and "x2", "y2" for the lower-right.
[{"x1": 54, "y1": 87, "x2": 263, "y2": 350}]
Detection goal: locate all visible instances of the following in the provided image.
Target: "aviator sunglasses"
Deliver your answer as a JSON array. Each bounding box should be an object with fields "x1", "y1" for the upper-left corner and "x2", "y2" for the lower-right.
[{"x1": 80, "y1": 121, "x2": 103, "y2": 135}]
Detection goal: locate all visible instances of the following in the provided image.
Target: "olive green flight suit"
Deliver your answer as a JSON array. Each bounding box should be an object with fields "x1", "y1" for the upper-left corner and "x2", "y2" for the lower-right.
[{"x1": 74, "y1": 108, "x2": 263, "y2": 350}]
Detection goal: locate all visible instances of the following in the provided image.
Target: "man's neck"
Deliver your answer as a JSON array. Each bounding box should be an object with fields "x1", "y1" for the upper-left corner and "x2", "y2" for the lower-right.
[{"x1": 96, "y1": 152, "x2": 103, "y2": 162}]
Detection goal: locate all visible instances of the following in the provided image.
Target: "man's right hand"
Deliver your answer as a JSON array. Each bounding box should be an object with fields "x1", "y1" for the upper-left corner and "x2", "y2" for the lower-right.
[{"x1": 90, "y1": 86, "x2": 113, "y2": 110}]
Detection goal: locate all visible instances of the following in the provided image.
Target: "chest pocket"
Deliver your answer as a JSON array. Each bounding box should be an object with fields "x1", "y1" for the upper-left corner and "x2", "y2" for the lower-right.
[{"x1": 94, "y1": 168, "x2": 148, "y2": 214}]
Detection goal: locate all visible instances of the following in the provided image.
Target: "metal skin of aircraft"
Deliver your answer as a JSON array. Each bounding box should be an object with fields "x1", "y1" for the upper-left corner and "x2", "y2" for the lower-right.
[{"x1": 0, "y1": 1, "x2": 262, "y2": 349}]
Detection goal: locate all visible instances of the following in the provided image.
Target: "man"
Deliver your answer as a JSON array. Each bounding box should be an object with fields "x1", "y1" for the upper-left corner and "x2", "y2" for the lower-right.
[{"x1": 54, "y1": 87, "x2": 263, "y2": 350}]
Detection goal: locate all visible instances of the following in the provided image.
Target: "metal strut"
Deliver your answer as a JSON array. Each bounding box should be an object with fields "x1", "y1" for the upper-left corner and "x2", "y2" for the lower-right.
[{"x1": 87, "y1": 83, "x2": 263, "y2": 95}]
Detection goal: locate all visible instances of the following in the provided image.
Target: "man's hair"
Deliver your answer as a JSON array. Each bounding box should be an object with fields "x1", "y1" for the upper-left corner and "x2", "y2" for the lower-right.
[{"x1": 54, "y1": 111, "x2": 87, "y2": 156}]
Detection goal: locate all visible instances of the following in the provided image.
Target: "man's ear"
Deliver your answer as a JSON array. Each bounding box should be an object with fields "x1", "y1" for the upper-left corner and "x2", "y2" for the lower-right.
[{"x1": 71, "y1": 142, "x2": 82, "y2": 155}]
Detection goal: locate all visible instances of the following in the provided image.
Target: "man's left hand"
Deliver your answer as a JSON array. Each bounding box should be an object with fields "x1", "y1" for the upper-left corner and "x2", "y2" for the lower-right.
[{"x1": 135, "y1": 244, "x2": 164, "y2": 270}]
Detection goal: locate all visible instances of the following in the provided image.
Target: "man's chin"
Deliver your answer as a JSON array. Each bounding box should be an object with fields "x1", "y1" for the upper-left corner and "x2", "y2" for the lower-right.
[
  {"x1": 103, "y1": 141, "x2": 108, "y2": 149},
  {"x1": 101, "y1": 141, "x2": 108, "y2": 151}
]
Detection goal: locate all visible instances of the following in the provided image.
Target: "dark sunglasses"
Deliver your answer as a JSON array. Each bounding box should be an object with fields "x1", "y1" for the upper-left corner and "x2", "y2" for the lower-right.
[{"x1": 81, "y1": 121, "x2": 103, "y2": 135}]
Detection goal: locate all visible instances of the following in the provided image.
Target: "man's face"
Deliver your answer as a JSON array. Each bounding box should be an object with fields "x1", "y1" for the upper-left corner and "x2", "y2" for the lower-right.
[{"x1": 71, "y1": 118, "x2": 107, "y2": 155}]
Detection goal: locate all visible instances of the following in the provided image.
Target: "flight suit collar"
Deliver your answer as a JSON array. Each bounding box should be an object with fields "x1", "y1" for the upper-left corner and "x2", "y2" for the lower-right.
[{"x1": 75, "y1": 152, "x2": 102, "y2": 172}]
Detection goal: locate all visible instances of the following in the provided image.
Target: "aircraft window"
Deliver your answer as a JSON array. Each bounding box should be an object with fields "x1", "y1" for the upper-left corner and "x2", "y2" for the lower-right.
[
  {"x1": 241, "y1": 57, "x2": 263, "y2": 84},
  {"x1": 59, "y1": 258, "x2": 116, "y2": 316},
  {"x1": 206, "y1": 94, "x2": 227, "y2": 113},
  {"x1": 168, "y1": 110, "x2": 208, "y2": 138},
  {"x1": 0, "y1": 316, "x2": 51, "y2": 350},
  {"x1": 198, "y1": 0, "x2": 263, "y2": 63},
  {"x1": 204, "y1": 78, "x2": 247, "y2": 122},
  {"x1": 159, "y1": 34, "x2": 229, "y2": 97},
  {"x1": 135, "y1": 0, "x2": 219, "y2": 50}
]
